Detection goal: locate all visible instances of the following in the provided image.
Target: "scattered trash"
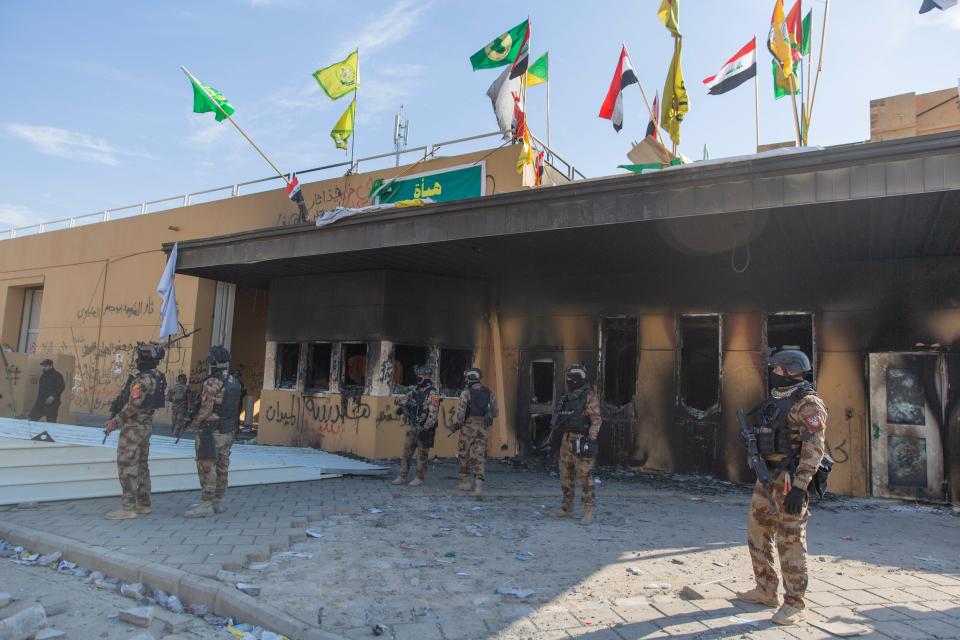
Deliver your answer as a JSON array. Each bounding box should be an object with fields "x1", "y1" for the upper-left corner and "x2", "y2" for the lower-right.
[
  {"x1": 729, "y1": 616, "x2": 761, "y2": 626},
  {"x1": 93, "y1": 577, "x2": 119, "y2": 591},
  {"x1": 35, "y1": 551, "x2": 62, "y2": 566},
  {"x1": 275, "y1": 551, "x2": 314, "y2": 559},
  {"x1": 305, "y1": 529, "x2": 325, "y2": 539},
  {"x1": 236, "y1": 583, "x2": 261, "y2": 597},
  {"x1": 670, "y1": 558, "x2": 685, "y2": 565},
  {"x1": 120, "y1": 582, "x2": 145, "y2": 600},
  {"x1": 56, "y1": 560, "x2": 76, "y2": 572},
  {"x1": 500, "y1": 532, "x2": 518, "y2": 540},
  {"x1": 186, "y1": 603, "x2": 209, "y2": 616},
  {"x1": 369, "y1": 507, "x2": 383, "y2": 513},
  {"x1": 644, "y1": 583, "x2": 671, "y2": 590},
  {"x1": 456, "y1": 572, "x2": 472, "y2": 577},
  {"x1": 712, "y1": 561, "x2": 728, "y2": 567},
  {"x1": 514, "y1": 552, "x2": 535, "y2": 561},
  {"x1": 372, "y1": 623, "x2": 388, "y2": 636},
  {"x1": 690, "y1": 496, "x2": 704, "y2": 502},
  {"x1": 247, "y1": 562, "x2": 272, "y2": 571},
  {"x1": 399, "y1": 543, "x2": 417, "y2": 550},
  {"x1": 204, "y1": 614, "x2": 232, "y2": 626},
  {"x1": 626, "y1": 567, "x2": 643, "y2": 576},
  {"x1": 166, "y1": 595, "x2": 184, "y2": 613},
  {"x1": 443, "y1": 551, "x2": 456, "y2": 558},
  {"x1": 841, "y1": 535, "x2": 854, "y2": 541},
  {"x1": 495, "y1": 587, "x2": 535, "y2": 599},
  {"x1": 72, "y1": 567, "x2": 89, "y2": 578}
]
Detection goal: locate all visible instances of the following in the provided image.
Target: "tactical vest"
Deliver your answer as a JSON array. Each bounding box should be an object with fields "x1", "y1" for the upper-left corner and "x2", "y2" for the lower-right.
[
  {"x1": 406, "y1": 382, "x2": 437, "y2": 428},
  {"x1": 750, "y1": 382, "x2": 816, "y2": 463},
  {"x1": 552, "y1": 386, "x2": 592, "y2": 435},
  {"x1": 466, "y1": 385, "x2": 492, "y2": 418},
  {"x1": 140, "y1": 370, "x2": 167, "y2": 412},
  {"x1": 211, "y1": 371, "x2": 243, "y2": 433}
]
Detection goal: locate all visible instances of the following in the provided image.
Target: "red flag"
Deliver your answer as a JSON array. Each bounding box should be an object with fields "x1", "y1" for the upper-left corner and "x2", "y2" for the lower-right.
[
  {"x1": 785, "y1": 0, "x2": 803, "y2": 61},
  {"x1": 511, "y1": 91, "x2": 526, "y2": 141},
  {"x1": 645, "y1": 92, "x2": 660, "y2": 138},
  {"x1": 598, "y1": 46, "x2": 639, "y2": 132},
  {"x1": 286, "y1": 174, "x2": 301, "y2": 201},
  {"x1": 508, "y1": 18, "x2": 531, "y2": 79}
]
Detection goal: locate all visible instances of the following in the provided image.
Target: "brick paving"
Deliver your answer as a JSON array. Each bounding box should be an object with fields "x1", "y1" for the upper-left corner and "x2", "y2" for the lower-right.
[{"x1": 0, "y1": 459, "x2": 958, "y2": 639}]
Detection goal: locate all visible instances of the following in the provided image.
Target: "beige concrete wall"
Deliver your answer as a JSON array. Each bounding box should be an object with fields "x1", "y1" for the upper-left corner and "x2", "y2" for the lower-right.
[
  {"x1": 0, "y1": 353, "x2": 75, "y2": 423},
  {"x1": 870, "y1": 87, "x2": 960, "y2": 142},
  {"x1": 0, "y1": 146, "x2": 528, "y2": 421}
]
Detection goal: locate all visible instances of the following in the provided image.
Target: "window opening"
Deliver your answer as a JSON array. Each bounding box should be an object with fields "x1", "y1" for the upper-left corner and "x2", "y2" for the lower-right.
[
  {"x1": 275, "y1": 343, "x2": 300, "y2": 390},
  {"x1": 602, "y1": 317, "x2": 638, "y2": 406},
  {"x1": 304, "y1": 343, "x2": 332, "y2": 393},
  {"x1": 766, "y1": 313, "x2": 814, "y2": 389},
  {"x1": 531, "y1": 360, "x2": 555, "y2": 405},
  {"x1": 438, "y1": 347, "x2": 473, "y2": 397},
  {"x1": 393, "y1": 344, "x2": 429, "y2": 394},
  {"x1": 679, "y1": 315, "x2": 721, "y2": 412},
  {"x1": 341, "y1": 343, "x2": 368, "y2": 391},
  {"x1": 17, "y1": 288, "x2": 43, "y2": 353}
]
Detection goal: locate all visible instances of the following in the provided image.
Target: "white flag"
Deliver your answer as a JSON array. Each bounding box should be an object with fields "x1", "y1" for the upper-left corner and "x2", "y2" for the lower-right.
[
  {"x1": 486, "y1": 65, "x2": 523, "y2": 140},
  {"x1": 157, "y1": 242, "x2": 179, "y2": 340}
]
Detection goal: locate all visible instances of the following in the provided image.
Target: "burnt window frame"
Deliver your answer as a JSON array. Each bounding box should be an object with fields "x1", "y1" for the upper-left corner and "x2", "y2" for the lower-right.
[
  {"x1": 677, "y1": 314, "x2": 723, "y2": 416},
  {"x1": 764, "y1": 311, "x2": 816, "y2": 388},
  {"x1": 530, "y1": 359, "x2": 556, "y2": 407},
  {"x1": 438, "y1": 346, "x2": 474, "y2": 397},
  {"x1": 303, "y1": 342, "x2": 333, "y2": 394},
  {"x1": 600, "y1": 316, "x2": 639, "y2": 407},
  {"x1": 339, "y1": 342, "x2": 369, "y2": 393},
  {"x1": 391, "y1": 343, "x2": 431, "y2": 395},
  {"x1": 275, "y1": 342, "x2": 301, "y2": 390}
]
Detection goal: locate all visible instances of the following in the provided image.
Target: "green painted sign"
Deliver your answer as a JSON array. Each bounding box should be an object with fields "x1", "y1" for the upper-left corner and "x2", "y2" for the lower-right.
[{"x1": 372, "y1": 163, "x2": 484, "y2": 204}]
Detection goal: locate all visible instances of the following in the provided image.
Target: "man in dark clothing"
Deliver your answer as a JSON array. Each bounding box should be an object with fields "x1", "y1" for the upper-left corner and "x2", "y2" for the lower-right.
[{"x1": 28, "y1": 358, "x2": 65, "y2": 422}]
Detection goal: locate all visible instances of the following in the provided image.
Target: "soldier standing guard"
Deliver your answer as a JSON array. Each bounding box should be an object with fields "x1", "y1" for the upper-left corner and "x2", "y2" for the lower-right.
[
  {"x1": 167, "y1": 373, "x2": 189, "y2": 436},
  {"x1": 736, "y1": 350, "x2": 828, "y2": 626},
  {"x1": 452, "y1": 367, "x2": 498, "y2": 501},
  {"x1": 392, "y1": 365, "x2": 440, "y2": 486},
  {"x1": 184, "y1": 346, "x2": 242, "y2": 518},
  {"x1": 103, "y1": 342, "x2": 166, "y2": 520},
  {"x1": 550, "y1": 363, "x2": 602, "y2": 525}
]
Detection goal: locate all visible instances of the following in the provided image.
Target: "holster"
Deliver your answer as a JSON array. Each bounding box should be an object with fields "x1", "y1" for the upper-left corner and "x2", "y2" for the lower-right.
[
  {"x1": 197, "y1": 425, "x2": 217, "y2": 461},
  {"x1": 418, "y1": 426, "x2": 437, "y2": 448},
  {"x1": 573, "y1": 435, "x2": 597, "y2": 458}
]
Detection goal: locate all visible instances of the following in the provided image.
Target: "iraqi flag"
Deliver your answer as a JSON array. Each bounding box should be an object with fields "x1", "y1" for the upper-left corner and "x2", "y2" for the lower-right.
[
  {"x1": 286, "y1": 174, "x2": 302, "y2": 201},
  {"x1": 703, "y1": 37, "x2": 757, "y2": 95},
  {"x1": 599, "y1": 46, "x2": 639, "y2": 132}
]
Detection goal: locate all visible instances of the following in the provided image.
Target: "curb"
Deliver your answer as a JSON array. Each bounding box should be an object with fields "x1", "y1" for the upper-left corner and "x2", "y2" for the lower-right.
[{"x1": 0, "y1": 521, "x2": 347, "y2": 640}]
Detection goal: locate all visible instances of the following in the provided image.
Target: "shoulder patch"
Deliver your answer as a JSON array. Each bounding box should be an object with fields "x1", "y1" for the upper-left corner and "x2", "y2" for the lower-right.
[
  {"x1": 432, "y1": 396, "x2": 441, "y2": 406},
  {"x1": 802, "y1": 413, "x2": 824, "y2": 431},
  {"x1": 130, "y1": 382, "x2": 142, "y2": 400}
]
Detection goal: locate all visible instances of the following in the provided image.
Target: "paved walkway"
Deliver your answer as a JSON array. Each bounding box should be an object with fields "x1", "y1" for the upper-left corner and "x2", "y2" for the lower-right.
[{"x1": 0, "y1": 459, "x2": 958, "y2": 640}]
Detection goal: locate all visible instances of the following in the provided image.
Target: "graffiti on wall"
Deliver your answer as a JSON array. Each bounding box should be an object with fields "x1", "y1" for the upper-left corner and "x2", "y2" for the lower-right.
[{"x1": 274, "y1": 176, "x2": 376, "y2": 227}]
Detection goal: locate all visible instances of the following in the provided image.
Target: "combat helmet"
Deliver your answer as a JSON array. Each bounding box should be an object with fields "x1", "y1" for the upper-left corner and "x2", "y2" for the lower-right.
[
  {"x1": 464, "y1": 367, "x2": 483, "y2": 383},
  {"x1": 768, "y1": 349, "x2": 812, "y2": 374}
]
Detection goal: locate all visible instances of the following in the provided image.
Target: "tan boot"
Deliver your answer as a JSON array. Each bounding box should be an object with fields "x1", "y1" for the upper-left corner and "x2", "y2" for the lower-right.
[
  {"x1": 473, "y1": 479, "x2": 484, "y2": 501},
  {"x1": 580, "y1": 506, "x2": 594, "y2": 526},
  {"x1": 134, "y1": 504, "x2": 151, "y2": 514},
  {"x1": 772, "y1": 603, "x2": 805, "y2": 625},
  {"x1": 735, "y1": 587, "x2": 779, "y2": 608},
  {"x1": 391, "y1": 474, "x2": 408, "y2": 485},
  {"x1": 553, "y1": 501, "x2": 573, "y2": 518},
  {"x1": 408, "y1": 477, "x2": 424, "y2": 487},
  {"x1": 104, "y1": 508, "x2": 137, "y2": 520},
  {"x1": 184, "y1": 501, "x2": 214, "y2": 518},
  {"x1": 212, "y1": 500, "x2": 225, "y2": 514},
  {"x1": 456, "y1": 477, "x2": 472, "y2": 491}
]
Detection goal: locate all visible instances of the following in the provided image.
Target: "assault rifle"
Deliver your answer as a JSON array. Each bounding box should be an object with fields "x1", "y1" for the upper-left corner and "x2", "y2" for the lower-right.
[
  {"x1": 174, "y1": 390, "x2": 202, "y2": 444},
  {"x1": 398, "y1": 395, "x2": 425, "y2": 429},
  {"x1": 737, "y1": 408, "x2": 779, "y2": 516}
]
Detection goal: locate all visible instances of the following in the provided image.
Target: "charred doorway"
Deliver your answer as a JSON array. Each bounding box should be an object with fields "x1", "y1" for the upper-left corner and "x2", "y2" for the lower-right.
[
  {"x1": 518, "y1": 351, "x2": 563, "y2": 454},
  {"x1": 676, "y1": 315, "x2": 722, "y2": 474},
  {"x1": 765, "y1": 312, "x2": 814, "y2": 389},
  {"x1": 599, "y1": 317, "x2": 638, "y2": 463}
]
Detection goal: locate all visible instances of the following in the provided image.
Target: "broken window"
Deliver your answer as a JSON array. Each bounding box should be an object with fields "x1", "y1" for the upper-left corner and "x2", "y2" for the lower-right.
[
  {"x1": 531, "y1": 360, "x2": 555, "y2": 405},
  {"x1": 304, "y1": 342, "x2": 332, "y2": 393},
  {"x1": 679, "y1": 315, "x2": 721, "y2": 412},
  {"x1": 439, "y1": 347, "x2": 473, "y2": 397},
  {"x1": 602, "y1": 317, "x2": 638, "y2": 406},
  {"x1": 340, "y1": 343, "x2": 368, "y2": 392},
  {"x1": 392, "y1": 344, "x2": 429, "y2": 394},
  {"x1": 766, "y1": 313, "x2": 814, "y2": 388},
  {"x1": 275, "y1": 343, "x2": 300, "y2": 390}
]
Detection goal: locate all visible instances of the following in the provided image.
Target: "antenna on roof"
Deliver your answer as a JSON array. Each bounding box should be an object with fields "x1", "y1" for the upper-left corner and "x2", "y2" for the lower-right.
[{"x1": 393, "y1": 105, "x2": 410, "y2": 167}]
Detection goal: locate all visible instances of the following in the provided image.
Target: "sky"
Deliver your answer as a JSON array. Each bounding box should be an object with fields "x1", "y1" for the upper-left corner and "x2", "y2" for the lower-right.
[{"x1": 1, "y1": 0, "x2": 959, "y2": 231}]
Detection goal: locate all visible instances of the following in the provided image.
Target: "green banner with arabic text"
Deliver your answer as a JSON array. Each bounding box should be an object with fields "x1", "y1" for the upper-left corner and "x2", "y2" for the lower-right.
[{"x1": 371, "y1": 164, "x2": 483, "y2": 204}]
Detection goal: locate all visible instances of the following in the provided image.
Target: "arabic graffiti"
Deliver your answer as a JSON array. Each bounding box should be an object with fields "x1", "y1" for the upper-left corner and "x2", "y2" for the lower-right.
[{"x1": 274, "y1": 176, "x2": 377, "y2": 227}]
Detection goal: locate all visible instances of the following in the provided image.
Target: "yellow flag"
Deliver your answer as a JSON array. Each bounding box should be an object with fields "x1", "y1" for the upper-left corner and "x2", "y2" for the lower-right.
[
  {"x1": 516, "y1": 127, "x2": 533, "y2": 174},
  {"x1": 658, "y1": 0, "x2": 680, "y2": 37},
  {"x1": 767, "y1": 0, "x2": 793, "y2": 78},
  {"x1": 661, "y1": 39, "x2": 689, "y2": 147},
  {"x1": 313, "y1": 50, "x2": 359, "y2": 100},
  {"x1": 331, "y1": 99, "x2": 356, "y2": 150}
]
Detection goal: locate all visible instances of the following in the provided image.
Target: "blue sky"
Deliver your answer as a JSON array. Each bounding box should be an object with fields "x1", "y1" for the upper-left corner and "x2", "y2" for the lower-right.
[{"x1": 1, "y1": 0, "x2": 958, "y2": 231}]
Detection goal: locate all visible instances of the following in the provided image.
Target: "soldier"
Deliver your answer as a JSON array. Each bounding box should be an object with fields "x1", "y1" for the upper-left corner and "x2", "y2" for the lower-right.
[
  {"x1": 103, "y1": 342, "x2": 165, "y2": 520},
  {"x1": 167, "y1": 373, "x2": 189, "y2": 436},
  {"x1": 736, "y1": 350, "x2": 827, "y2": 626},
  {"x1": 550, "y1": 363, "x2": 602, "y2": 525},
  {"x1": 184, "y1": 345, "x2": 242, "y2": 518},
  {"x1": 452, "y1": 367, "x2": 498, "y2": 500},
  {"x1": 391, "y1": 364, "x2": 440, "y2": 486}
]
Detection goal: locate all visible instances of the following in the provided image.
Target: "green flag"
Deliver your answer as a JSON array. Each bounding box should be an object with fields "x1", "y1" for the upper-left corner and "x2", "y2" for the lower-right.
[
  {"x1": 526, "y1": 52, "x2": 548, "y2": 87},
  {"x1": 470, "y1": 20, "x2": 529, "y2": 71},
  {"x1": 801, "y1": 10, "x2": 812, "y2": 56},
  {"x1": 772, "y1": 59, "x2": 799, "y2": 100},
  {"x1": 189, "y1": 75, "x2": 234, "y2": 122}
]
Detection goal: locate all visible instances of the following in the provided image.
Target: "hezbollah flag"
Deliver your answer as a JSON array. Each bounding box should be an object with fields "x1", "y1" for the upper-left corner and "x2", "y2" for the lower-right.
[
  {"x1": 470, "y1": 20, "x2": 529, "y2": 71},
  {"x1": 658, "y1": 0, "x2": 680, "y2": 37},
  {"x1": 768, "y1": 0, "x2": 793, "y2": 79},
  {"x1": 331, "y1": 99, "x2": 356, "y2": 150},
  {"x1": 313, "y1": 50, "x2": 359, "y2": 100},
  {"x1": 188, "y1": 74, "x2": 234, "y2": 122},
  {"x1": 661, "y1": 39, "x2": 689, "y2": 146},
  {"x1": 526, "y1": 52, "x2": 548, "y2": 87}
]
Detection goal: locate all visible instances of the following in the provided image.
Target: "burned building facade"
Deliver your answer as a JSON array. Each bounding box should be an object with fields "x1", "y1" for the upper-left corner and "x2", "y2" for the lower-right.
[{"x1": 175, "y1": 132, "x2": 960, "y2": 504}]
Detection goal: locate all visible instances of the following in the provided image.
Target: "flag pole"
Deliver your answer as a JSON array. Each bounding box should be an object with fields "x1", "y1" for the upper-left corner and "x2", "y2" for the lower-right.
[
  {"x1": 806, "y1": 0, "x2": 829, "y2": 145},
  {"x1": 754, "y1": 47, "x2": 760, "y2": 153},
  {"x1": 180, "y1": 66, "x2": 290, "y2": 187},
  {"x1": 350, "y1": 49, "x2": 359, "y2": 173},
  {"x1": 787, "y1": 73, "x2": 803, "y2": 146},
  {"x1": 545, "y1": 58, "x2": 551, "y2": 157}
]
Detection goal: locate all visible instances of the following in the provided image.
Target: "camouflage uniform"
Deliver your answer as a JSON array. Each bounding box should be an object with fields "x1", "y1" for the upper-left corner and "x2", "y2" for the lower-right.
[
  {"x1": 167, "y1": 381, "x2": 189, "y2": 434},
  {"x1": 746, "y1": 384, "x2": 828, "y2": 610},
  {"x1": 398, "y1": 381, "x2": 440, "y2": 481},
  {"x1": 455, "y1": 383, "x2": 499, "y2": 482},
  {"x1": 191, "y1": 376, "x2": 232, "y2": 503},
  {"x1": 557, "y1": 387, "x2": 603, "y2": 511},
  {"x1": 115, "y1": 371, "x2": 158, "y2": 510}
]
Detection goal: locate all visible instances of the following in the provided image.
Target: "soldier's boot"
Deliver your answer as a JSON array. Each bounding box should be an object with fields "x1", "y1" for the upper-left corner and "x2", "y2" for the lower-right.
[
  {"x1": 391, "y1": 474, "x2": 408, "y2": 485},
  {"x1": 735, "y1": 587, "x2": 780, "y2": 608},
  {"x1": 408, "y1": 476, "x2": 424, "y2": 487},
  {"x1": 456, "y1": 476, "x2": 472, "y2": 491},
  {"x1": 580, "y1": 506, "x2": 594, "y2": 526},
  {"x1": 104, "y1": 508, "x2": 137, "y2": 520},
  {"x1": 134, "y1": 504, "x2": 151, "y2": 514},
  {"x1": 772, "y1": 603, "x2": 805, "y2": 625},
  {"x1": 212, "y1": 500, "x2": 225, "y2": 514},
  {"x1": 553, "y1": 499, "x2": 573, "y2": 518},
  {"x1": 473, "y1": 479, "x2": 484, "y2": 501},
  {"x1": 184, "y1": 501, "x2": 214, "y2": 518}
]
